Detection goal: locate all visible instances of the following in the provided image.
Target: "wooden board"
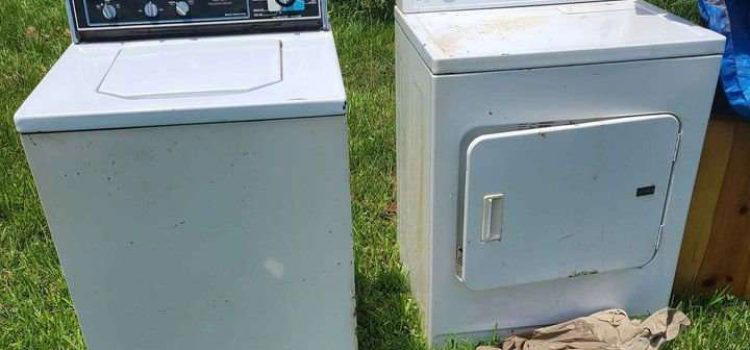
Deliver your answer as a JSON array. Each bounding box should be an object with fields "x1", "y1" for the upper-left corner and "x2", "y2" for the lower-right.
[
  {"x1": 674, "y1": 117, "x2": 750, "y2": 297},
  {"x1": 674, "y1": 119, "x2": 735, "y2": 294}
]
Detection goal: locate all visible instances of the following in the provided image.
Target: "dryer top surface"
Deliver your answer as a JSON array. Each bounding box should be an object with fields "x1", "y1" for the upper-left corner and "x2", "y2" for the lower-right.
[{"x1": 396, "y1": 1, "x2": 725, "y2": 74}]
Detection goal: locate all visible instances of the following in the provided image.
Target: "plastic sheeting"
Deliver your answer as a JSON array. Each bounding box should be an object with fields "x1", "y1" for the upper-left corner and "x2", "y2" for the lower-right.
[{"x1": 699, "y1": 0, "x2": 750, "y2": 119}]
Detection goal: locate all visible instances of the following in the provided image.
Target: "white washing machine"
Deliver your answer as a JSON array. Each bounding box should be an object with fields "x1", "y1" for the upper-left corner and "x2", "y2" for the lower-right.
[
  {"x1": 395, "y1": 0, "x2": 725, "y2": 345},
  {"x1": 15, "y1": 1, "x2": 355, "y2": 349}
]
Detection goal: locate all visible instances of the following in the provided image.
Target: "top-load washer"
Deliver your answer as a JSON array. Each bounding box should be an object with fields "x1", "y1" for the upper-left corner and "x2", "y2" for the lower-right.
[
  {"x1": 15, "y1": 0, "x2": 354, "y2": 349},
  {"x1": 395, "y1": 0, "x2": 725, "y2": 345}
]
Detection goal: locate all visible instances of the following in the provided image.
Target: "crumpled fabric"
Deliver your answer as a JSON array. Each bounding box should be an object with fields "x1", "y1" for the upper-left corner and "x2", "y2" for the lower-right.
[{"x1": 477, "y1": 308, "x2": 690, "y2": 350}]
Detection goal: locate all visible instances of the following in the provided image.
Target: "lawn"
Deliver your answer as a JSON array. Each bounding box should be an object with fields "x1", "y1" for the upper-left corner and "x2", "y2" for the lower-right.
[{"x1": 1, "y1": 0, "x2": 749, "y2": 349}]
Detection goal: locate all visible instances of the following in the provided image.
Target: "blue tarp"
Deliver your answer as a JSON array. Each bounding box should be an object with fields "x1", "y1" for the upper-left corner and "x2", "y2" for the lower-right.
[{"x1": 698, "y1": 0, "x2": 750, "y2": 119}]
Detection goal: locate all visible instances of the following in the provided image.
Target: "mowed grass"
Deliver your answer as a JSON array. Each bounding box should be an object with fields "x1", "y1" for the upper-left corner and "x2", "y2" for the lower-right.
[{"x1": 1, "y1": 0, "x2": 749, "y2": 349}]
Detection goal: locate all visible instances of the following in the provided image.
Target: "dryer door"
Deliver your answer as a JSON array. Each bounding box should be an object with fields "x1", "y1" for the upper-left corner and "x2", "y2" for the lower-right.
[{"x1": 458, "y1": 115, "x2": 680, "y2": 291}]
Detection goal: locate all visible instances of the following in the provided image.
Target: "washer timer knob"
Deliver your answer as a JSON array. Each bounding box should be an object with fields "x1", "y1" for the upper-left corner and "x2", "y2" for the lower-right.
[
  {"x1": 101, "y1": 3, "x2": 117, "y2": 20},
  {"x1": 175, "y1": 1, "x2": 190, "y2": 16},
  {"x1": 144, "y1": 1, "x2": 159, "y2": 18}
]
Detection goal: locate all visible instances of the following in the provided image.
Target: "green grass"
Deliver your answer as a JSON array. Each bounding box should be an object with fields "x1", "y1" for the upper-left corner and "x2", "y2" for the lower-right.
[
  {"x1": 647, "y1": 0, "x2": 700, "y2": 23},
  {"x1": 1, "y1": 0, "x2": 749, "y2": 349}
]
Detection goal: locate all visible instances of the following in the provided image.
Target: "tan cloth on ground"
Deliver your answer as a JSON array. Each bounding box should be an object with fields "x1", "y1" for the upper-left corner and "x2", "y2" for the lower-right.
[{"x1": 478, "y1": 308, "x2": 690, "y2": 350}]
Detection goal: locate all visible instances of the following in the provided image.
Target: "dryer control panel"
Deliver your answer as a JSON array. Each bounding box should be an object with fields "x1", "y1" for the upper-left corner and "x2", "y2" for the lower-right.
[{"x1": 68, "y1": 0, "x2": 323, "y2": 41}]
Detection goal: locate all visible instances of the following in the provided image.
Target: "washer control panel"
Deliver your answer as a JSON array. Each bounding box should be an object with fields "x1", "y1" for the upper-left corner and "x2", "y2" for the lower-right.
[{"x1": 69, "y1": 0, "x2": 323, "y2": 41}]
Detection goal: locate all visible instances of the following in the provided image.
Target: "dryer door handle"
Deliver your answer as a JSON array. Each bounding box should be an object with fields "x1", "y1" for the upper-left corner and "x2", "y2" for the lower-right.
[{"x1": 481, "y1": 193, "x2": 504, "y2": 243}]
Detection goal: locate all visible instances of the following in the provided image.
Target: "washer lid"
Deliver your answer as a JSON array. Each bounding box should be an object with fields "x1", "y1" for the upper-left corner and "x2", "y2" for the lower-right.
[
  {"x1": 14, "y1": 31, "x2": 346, "y2": 133},
  {"x1": 396, "y1": 0, "x2": 726, "y2": 75}
]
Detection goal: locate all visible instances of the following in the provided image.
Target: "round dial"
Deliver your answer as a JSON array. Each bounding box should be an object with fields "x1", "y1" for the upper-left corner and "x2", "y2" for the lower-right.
[
  {"x1": 275, "y1": 0, "x2": 296, "y2": 7},
  {"x1": 144, "y1": 1, "x2": 159, "y2": 18},
  {"x1": 175, "y1": 1, "x2": 190, "y2": 16},
  {"x1": 101, "y1": 3, "x2": 117, "y2": 20}
]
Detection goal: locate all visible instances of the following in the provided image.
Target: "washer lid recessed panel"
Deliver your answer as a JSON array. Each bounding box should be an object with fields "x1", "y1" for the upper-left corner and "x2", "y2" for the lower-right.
[
  {"x1": 99, "y1": 39, "x2": 281, "y2": 99},
  {"x1": 459, "y1": 115, "x2": 680, "y2": 291},
  {"x1": 396, "y1": 0, "x2": 725, "y2": 74}
]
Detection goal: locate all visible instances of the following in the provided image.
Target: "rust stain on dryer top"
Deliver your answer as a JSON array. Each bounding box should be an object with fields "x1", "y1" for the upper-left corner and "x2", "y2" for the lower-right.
[{"x1": 428, "y1": 14, "x2": 547, "y2": 57}]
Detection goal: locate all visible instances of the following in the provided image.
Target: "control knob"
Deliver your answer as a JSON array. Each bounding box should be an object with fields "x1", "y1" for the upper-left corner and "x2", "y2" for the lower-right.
[
  {"x1": 144, "y1": 1, "x2": 159, "y2": 18},
  {"x1": 175, "y1": 1, "x2": 190, "y2": 16},
  {"x1": 101, "y1": 3, "x2": 117, "y2": 20}
]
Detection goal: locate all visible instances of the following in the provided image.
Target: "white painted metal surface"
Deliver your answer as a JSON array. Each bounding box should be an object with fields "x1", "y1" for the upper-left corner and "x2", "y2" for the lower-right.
[
  {"x1": 99, "y1": 39, "x2": 282, "y2": 99},
  {"x1": 395, "y1": 1, "x2": 725, "y2": 74},
  {"x1": 397, "y1": 0, "x2": 613, "y2": 15},
  {"x1": 14, "y1": 31, "x2": 346, "y2": 133},
  {"x1": 22, "y1": 118, "x2": 355, "y2": 350},
  {"x1": 460, "y1": 115, "x2": 679, "y2": 290},
  {"x1": 395, "y1": 0, "x2": 724, "y2": 344},
  {"x1": 17, "y1": 31, "x2": 355, "y2": 350}
]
